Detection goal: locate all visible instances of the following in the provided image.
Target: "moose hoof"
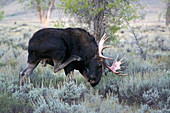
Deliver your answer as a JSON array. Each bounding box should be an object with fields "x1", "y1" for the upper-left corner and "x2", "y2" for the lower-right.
[
  {"x1": 20, "y1": 75, "x2": 26, "y2": 86},
  {"x1": 20, "y1": 71, "x2": 25, "y2": 77},
  {"x1": 54, "y1": 67, "x2": 62, "y2": 73}
]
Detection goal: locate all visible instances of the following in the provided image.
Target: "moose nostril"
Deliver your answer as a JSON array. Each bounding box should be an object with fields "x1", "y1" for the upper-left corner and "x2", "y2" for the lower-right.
[
  {"x1": 90, "y1": 75, "x2": 96, "y2": 80},
  {"x1": 90, "y1": 75, "x2": 94, "y2": 78}
]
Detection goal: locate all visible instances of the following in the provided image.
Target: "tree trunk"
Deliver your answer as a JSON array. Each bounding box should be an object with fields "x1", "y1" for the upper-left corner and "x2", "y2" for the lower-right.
[
  {"x1": 42, "y1": 9, "x2": 46, "y2": 27},
  {"x1": 89, "y1": 0, "x2": 105, "y2": 42},
  {"x1": 36, "y1": 0, "x2": 42, "y2": 25},
  {"x1": 44, "y1": 0, "x2": 55, "y2": 28},
  {"x1": 37, "y1": 7, "x2": 42, "y2": 24},
  {"x1": 36, "y1": 0, "x2": 55, "y2": 28},
  {"x1": 125, "y1": 19, "x2": 146, "y2": 60}
]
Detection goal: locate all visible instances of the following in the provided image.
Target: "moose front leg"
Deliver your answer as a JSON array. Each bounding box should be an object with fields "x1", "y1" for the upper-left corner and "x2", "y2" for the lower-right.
[
  {"x1": 53, "y1": 55, "x2": 82, "y2": 73},
  {"x1": 20, "y1": 60, "x2": 40, "y2": 85}
]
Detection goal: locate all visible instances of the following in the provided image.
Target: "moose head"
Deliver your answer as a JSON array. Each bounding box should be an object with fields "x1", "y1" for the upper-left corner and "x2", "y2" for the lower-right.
[{"x1": 86, "y1": 34, "x2": 127, "y2": 87}]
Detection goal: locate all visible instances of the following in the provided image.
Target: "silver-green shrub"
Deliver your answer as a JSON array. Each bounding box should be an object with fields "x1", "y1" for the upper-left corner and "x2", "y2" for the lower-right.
[
  {"x1": 58, "y1": 81, "x2": 87, "y2": 104},
  {"x1": 0, "y1": 76, "x2": 7, "y2": 93},
  {"x1": 143, "y1": 89, "x2": 159, "y2": 106},
  {"x1": 138, "y1": 104, "x2": 151, "y2": 113},
  {"x1": 30, "y1": 87, "x2": 81, "y2": 113}
]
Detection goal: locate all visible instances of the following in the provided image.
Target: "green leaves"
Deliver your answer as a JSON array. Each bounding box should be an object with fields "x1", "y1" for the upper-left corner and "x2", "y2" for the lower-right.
[
  {"x1": 0, "y1": 11, "x2": 4, "y2": 20},
  {"x1": 0, "y1": 6, "x2": 4, "y2": 21},
  {"x1": 60, "y1": 0, "x2": 104, "y2": 17},
  {"x1": 59, "y1": 0, "x2": 144, "y2": 37}
]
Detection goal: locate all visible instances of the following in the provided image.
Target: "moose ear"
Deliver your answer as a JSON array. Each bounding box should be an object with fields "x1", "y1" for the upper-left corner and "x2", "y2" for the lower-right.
[
  {"x1": 94, "y1": 48, "x2": 99, "y2": 58},
  {"x1": 96, "y1": 47, "x2": 99, "y2": 55},
  {"x1": 94, "y1": 48, "x2": 104, "y2": 62}
]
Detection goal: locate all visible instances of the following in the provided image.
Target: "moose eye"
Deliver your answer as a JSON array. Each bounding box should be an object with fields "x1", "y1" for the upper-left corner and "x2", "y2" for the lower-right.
[
  {"x1": 98, "y1": 63, "x2": 102, "y2": 67},
  {"x1": 32, "y1": 51, "x2": 35, "y2": 55}
]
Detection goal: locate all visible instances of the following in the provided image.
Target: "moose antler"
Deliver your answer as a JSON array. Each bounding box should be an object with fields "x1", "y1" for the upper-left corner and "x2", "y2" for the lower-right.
[
  {"x1": 98, "y1": 33, "x2": 113, "y2": 60},
  {"x1": 98, "y1": 34, "x2": 127, "y2": 76},
  {"x1": 106, "y1": 55, "x2": 127, "y2": 76}
]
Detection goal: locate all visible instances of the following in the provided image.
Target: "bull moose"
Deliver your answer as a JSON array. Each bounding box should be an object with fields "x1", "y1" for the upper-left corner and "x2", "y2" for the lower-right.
[{"x1": 20, "y1": 28, "x2": 126, "y2": 87}]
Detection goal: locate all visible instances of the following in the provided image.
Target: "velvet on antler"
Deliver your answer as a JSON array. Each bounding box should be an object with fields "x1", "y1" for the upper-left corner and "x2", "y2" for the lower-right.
[{"x1": 98, "y1": 34, "x2": 127, "y2": 76}]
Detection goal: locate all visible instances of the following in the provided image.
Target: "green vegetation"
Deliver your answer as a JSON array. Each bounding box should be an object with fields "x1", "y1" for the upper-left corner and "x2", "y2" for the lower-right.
[
  {"x1": 0, "y1": 22, "x2": 169, "y2": 112},
  {"x1": 59, "y1": 0, "x2": 144, "y2": 41},
  {"x1": 0, "y1": 93, "x2": 32, "y2": 113},
  {"x1": 0, "y1": 6, "x2": 4, "y2": 21},
  {"x1": 162, "y1": 0, "x2": 170, "y2": 25}
]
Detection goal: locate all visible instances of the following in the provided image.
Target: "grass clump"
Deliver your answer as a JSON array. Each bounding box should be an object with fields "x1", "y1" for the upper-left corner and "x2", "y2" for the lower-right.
[{"x1": 0, "y1": 93, "x2": 33, "y2": 113}]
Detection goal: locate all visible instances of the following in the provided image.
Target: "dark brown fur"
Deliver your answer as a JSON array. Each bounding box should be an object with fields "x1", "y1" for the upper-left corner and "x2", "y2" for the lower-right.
[{"x1": 26, "y1": 28, "x2": 102, "y2": 87}]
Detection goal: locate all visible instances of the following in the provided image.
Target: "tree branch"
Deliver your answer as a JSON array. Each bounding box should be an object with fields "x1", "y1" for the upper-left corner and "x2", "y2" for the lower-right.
[{"x1": 124, "y1": 18, "x2": 146, "y2": 60}]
